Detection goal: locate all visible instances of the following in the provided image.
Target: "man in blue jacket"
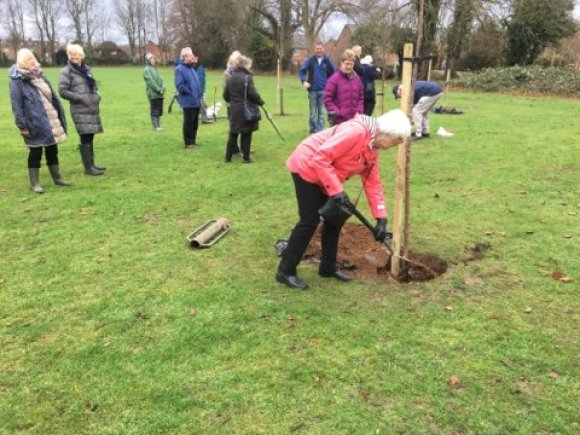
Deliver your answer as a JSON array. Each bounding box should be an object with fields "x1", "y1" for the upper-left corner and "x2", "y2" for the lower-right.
[
  {"x1": 393, "y1": 81, "x2": 443, "y2": 140},
  {"x1": 299, "y1": 43, "x2": 335, "y2": 134},
  {"x1": 175, "y1": 47, "x2": 202, "y2": 148}
]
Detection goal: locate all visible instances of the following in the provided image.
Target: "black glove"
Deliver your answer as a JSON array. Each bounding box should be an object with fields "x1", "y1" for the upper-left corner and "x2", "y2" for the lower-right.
[
  {"x1": 319, "y1": 192, "x2": 352, "y2": 226},
  {"x1": 327, "y1": 111, "x2": 337, "y2": 126},
  {"x1": 332, "y1": 191, "x2": 353, "y2": 211},
  {"x1": 373, "y1": 218, "x2": 390, "y2": 242}
]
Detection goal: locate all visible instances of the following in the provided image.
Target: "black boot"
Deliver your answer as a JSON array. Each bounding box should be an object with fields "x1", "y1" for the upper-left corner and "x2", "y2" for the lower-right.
[
  {"x1": 28, "y1": 168, "x2": 44, "y2": 193},
  {"x1": 79, "y1": 143, "x2": 104, "y2": 176},
  {"x1": 88, "y1": 143, "x2": 107, "y2": 171},
  {"x1": 48, "y1": 164, "x2": 72, "y2": 186}
]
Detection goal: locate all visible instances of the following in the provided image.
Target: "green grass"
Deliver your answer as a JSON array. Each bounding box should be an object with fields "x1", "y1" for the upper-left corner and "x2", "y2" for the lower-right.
[{"x1": 0, "y1": 66, "x2": 578, "y2": 433}]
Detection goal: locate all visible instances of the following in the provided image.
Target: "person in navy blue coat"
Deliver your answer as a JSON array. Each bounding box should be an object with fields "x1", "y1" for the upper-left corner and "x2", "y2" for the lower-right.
[
  {"x1": 360, "y1": 55, "x2": 382, "y2": 116},
  {"x1": 175, "y1": 47, "x2": 202, "y2": 149},
  {"x1": 393, "y1": 81, "x2": 443, "y2": 139},
  {"x1": 299, "y1": 43, "x2": 335, "y2": 134},
  {"x1": 9, "y1": 48, "x2": 71, "y2": 193}
]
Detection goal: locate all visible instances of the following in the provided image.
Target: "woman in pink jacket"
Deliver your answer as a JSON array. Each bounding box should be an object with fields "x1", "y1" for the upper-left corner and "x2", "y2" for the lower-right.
[
  {"x1": 276, "y1": 110, "x2": 411, "y2": 290},
  {"x1": 323, "y1": 49, "x2": 364, "y2": 126}
]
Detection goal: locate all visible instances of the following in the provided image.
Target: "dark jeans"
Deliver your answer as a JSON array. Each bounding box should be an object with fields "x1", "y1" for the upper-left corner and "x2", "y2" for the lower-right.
[
  {"x1": 277, "y1": 173, "x2": 344, "y2": 276},
  {"x1": 150, "y1": 98, "x2": 164, "y2": 117},
  {"x1": 364, "y1": 99, "x2": 376, "y2": 116},
  {"x1": 183, "y1": 108, "x2": 200, "y2": 145},
  {"x1": 28, "y1": 144, "x2": 58, "y2": 168},
  {"x1": 225, "y1": 132, "x2": 252, "y2": 161}
]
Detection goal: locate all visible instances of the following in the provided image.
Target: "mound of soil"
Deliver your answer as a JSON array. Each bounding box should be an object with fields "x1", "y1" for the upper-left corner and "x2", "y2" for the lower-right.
[{"x1": 303, "y1": 222, "x2": 447, "y2": 282}]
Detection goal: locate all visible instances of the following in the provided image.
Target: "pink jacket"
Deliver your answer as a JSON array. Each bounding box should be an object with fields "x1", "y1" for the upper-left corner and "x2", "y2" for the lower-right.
[
  {"x1": 286, "y1": 115, "x2": 387, "y2": 218},
  {"x1": 323, "y1": 69, "x2": 364, "y2": 124}
]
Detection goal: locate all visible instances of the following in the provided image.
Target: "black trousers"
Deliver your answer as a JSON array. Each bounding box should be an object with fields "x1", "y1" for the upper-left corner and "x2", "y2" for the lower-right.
[
  {"x1": 150, "y1": 98, "x2": 164, "y2": 117},
  {"x1": 277, "y1": 173, "x2": 344, "y2": 276},
  {"x1": 80, "y1": 133, "x2": 94, "y2": 146},
  {"x1": 225, "y1": 132, "x2": 251, "y2": 161},
  {"x1": 183, "y1": 108, "x2": 200, "y2": 145},
  {"x1": 28, "y1": 144, "x2": 58, "y2": 168},
  {"x1": 364, "y1": 98, "x2": 376, "y2": 116}
]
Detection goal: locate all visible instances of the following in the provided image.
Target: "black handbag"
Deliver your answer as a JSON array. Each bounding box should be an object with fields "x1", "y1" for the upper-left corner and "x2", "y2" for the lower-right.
[{"x1": 244, "y1": 76, "x2": 261, "y2": 122}]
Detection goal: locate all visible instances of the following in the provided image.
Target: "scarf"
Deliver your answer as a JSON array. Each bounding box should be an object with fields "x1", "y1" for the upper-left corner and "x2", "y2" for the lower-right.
[
  {"x1": 70, "y1": 61, "x2": 96, "y2": 92},
  {"x1": 17, "y1": 66, "x2": 42, "y2": 80},
  {"x1": 357, "y1": 114, "x2": 377, "y2": 149}
]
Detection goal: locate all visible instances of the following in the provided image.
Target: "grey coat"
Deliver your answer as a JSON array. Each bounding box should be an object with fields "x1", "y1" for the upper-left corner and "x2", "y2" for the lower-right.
[{"x1": 58, "y1": 63, "x2": 103, "y2": 135}]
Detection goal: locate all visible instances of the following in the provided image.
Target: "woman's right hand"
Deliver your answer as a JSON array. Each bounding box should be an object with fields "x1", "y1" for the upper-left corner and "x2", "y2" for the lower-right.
[{"x1": 20, "y1": 129, "x2": 30, "y2": 137}]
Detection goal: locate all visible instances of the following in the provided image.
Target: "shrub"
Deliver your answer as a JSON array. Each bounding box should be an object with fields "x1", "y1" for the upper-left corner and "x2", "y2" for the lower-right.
[{"x1": 452, "y1": 65, "x2": 580, "y2": 96}]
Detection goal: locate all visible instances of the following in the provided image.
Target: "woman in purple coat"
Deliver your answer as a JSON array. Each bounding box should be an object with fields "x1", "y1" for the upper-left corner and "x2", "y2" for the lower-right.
[{"x1": 323, "y1": 49, "x2": 364, "y2": 126}]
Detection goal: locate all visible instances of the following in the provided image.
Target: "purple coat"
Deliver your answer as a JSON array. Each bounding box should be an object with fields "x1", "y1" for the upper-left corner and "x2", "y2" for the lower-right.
[{"x1": 323, "y1": 70, "x2": 364, "y2": 124}]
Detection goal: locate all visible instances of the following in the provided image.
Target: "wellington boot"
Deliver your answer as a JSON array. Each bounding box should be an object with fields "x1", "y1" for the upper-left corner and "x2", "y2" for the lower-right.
[
  {"x1": 88, "y1": 143, "x2": 106, "y2": 171},
  {"x1": 28, "y1": 168, "x2": 44, "y2": 193},
  {"x1": 79, "y1": 144, "x2": 104, "y2": 176},
  {"x1": 48, "y1": 164, "x2": 72, "y2": 186}
]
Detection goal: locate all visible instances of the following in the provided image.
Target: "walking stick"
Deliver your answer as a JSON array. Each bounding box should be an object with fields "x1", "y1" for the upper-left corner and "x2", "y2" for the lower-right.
[
  {"x1": 168, "y1": 93, "x2": 177, "y2": 113},
  {"x1": 260, "y1": 106, "x2": 285, "y2": 142}
]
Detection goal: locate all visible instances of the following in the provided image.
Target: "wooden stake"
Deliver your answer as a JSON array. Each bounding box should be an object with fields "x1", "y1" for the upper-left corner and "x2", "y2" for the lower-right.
[
  {"x1": 392, "y1": 43, "x2": 414, "y2": 277},
  {"x1": 276, "y1": 57, "x2": 281, "y2": 107}
]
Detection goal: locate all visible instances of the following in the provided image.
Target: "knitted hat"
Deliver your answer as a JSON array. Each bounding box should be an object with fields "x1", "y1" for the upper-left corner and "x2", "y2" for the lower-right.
[{"x1": 145, "y1": 52, "x2": 154, "y2": 61}]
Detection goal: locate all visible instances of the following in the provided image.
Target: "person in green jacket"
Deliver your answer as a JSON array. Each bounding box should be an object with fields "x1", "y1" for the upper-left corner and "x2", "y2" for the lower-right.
[{"x1": 143, "y1": 53, "x2": 166, "y2": 131}]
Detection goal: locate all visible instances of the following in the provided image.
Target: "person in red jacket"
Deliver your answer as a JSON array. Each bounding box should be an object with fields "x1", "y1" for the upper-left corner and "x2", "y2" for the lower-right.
[
  {"x1": 323, "y1": 49, "x2": 364, "y2": 126},
  {"x1": 276, "y1": 109, "x2": 411, "y2": 290}
]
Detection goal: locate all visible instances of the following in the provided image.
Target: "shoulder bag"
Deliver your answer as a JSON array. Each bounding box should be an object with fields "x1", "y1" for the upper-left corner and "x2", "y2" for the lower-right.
[{"x1": 243, "y1": 75, "x2": 261, "y2": 122}]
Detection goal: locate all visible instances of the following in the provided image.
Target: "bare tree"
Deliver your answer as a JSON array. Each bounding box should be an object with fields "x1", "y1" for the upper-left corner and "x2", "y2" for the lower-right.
[
  {"x1": 27, "y1": 0, "x2": 63, "y2": 64},
  {"x1": 293, "y1": 0, "x2": 357, "y2": 46},
  {"x1": 151, "y1": 0, "x2": 171, "y2": 61},
  {"x1": 64, "y1": 0, "x2": 98, "y2": 48},
  {"x1": 65, "y1": 0, "x2": 83, "y2": 43},
  {"x1": 250, "y1": 0, "x2": 298, "y2": 67},
  {"x1": 83, "y1": 0, "x2": 99, "y2": 49},
  {"x1": 445, "y1": 0, "x2": 478, "y2": 75},
  {"x1": 167, "y1": 0, "x2": 250, "y2": 64},
  {"x1": 3, "y1": 0, "x2": 27, "y2": 56},
  {"x1": 116, "y1": 0, "x2": 139, "y2": 60},
  {"x1": 135, "y1": 0, "x2": 151, "y2": 59}
]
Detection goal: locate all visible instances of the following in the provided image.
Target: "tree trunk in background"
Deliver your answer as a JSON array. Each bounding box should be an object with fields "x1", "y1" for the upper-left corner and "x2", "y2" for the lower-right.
[{"x1": 446, "y1": 0, "x2": 476, "y2": 77}]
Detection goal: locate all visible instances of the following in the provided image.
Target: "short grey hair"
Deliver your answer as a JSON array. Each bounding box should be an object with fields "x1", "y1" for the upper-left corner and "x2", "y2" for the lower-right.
[
  {"x1": 66, "y1": 43, "x2": 85, "y2": 60},
  {"x1": 376, "y1": 109, "x2": 412, "y2": 140},
  {"x1": 16, "y1": 48, "x2": 38, "y2": 69},
  {"x1": 180, "y1": 47, "x2": 193, "y2": 60}
]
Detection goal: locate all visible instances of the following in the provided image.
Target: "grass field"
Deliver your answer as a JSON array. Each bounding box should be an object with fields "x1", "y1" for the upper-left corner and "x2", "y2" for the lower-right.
[{"x1": 0, "y1": 66, "x2": 578, "y2": 433}]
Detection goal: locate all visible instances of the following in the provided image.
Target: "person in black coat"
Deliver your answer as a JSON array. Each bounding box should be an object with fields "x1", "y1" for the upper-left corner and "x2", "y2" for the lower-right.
[{"x1": 223, "y1": 53, "x2": 264, "y2": 163}]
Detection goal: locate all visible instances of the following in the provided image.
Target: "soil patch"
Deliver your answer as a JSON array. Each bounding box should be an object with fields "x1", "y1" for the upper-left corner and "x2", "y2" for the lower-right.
[{"x1": 303, "y1": 222, "x2": 447, "y2": 282}]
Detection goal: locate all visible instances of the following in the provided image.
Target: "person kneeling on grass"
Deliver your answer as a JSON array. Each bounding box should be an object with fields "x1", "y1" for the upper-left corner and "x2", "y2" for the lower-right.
[{"x1": 276, "y1": 109, "x2": 411, "y2": 290}]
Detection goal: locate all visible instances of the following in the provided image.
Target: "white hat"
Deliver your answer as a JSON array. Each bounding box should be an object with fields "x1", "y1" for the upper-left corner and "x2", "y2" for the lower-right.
[
  {"x1": 145, "y1": 52, "x2": 154, "y2": 61},
  {"x1": 361, "y1": 55, "x2": 373, "y2": 65}
]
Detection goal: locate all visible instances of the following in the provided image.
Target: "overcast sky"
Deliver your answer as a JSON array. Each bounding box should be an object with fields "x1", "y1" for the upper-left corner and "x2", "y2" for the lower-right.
[{"x1": 1, "y1": 1, "x2": 579, "y2": 44}]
